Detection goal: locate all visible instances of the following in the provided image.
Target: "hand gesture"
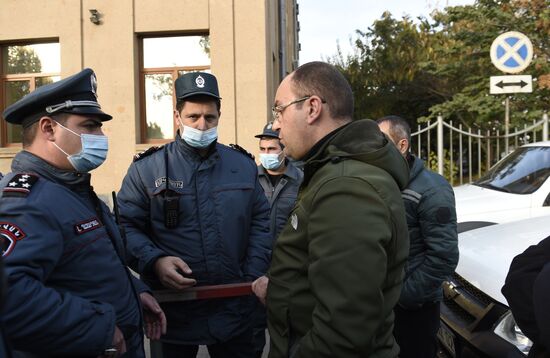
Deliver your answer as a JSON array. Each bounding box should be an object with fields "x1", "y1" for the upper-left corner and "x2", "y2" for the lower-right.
[
  {"x1": 140, "y1": 292, "x2": 167, "y2": 340},
  {"x1": 154, "y1": 256, "x2": 197, "y2": 289}
]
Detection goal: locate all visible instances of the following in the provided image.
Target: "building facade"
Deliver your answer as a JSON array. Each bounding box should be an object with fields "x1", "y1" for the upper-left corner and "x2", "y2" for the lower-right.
[{"x1": 0, "y1": 0, "x2": 299, "y2": 195}]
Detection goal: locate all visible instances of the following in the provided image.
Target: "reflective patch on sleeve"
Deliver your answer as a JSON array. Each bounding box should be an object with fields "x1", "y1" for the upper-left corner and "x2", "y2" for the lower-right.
[
  {"x1": 436, "y1": 207, "x2": 452, "y2": 224},
  {"x1": 0, "y1": 222, "x2": 27, "y2": 257}
]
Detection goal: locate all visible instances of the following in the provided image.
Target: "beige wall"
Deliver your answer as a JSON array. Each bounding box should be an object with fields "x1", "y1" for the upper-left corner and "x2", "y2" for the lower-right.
[{"x1": 0, "y1": 0, "x2": 298, "y2": 195}]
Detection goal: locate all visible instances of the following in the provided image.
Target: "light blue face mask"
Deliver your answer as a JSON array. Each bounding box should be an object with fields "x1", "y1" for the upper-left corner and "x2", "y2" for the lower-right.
[
  {"x1": 259, "y1": 152, "x2": 284, "y2": 170},
  {"x1": 181, "y1": 124, "x2": 218, "y2": 149},
  {"x1": 53, "y1": 121, "x2": 109, "y2": 172}
]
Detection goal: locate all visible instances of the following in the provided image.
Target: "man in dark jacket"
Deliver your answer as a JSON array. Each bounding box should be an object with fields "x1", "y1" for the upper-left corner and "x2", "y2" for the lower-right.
[
  {"x1": 253, "y1": 122, "x2": 303, "y2": 357},
  {"x1": 117, "y1": 72, "x2": 272, "y2": 358},
  {"x1": 0, "y1": 68, "x2": 165, "y2": 357},
  {"x1": 255, "y1": 121, "x2": 303, "y2": 242},
  {"x1": 502, "y1": 235, "x2": 550, "y2": 357},
  {"x1": 252, "y1": 61, "x2": 410, "y2": 357},
  {"x1": 378, "y1": 115, "x2": 458, "y2": 358}
]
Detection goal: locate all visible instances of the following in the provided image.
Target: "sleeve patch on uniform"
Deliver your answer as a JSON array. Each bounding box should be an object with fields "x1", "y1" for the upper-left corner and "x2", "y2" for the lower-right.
[
  {"x1": 74, "y1": 217, "x2": 103, "y2": 235},
  {"x1": 0, "y1": 222, "x2": 27, "y2": 257},
  {"x1": 3, "y1": 173, "x2": 39, "y2": 197},
  {"x1": 436, "y1": 207, "x2": 452, "y2": 224},
  {"x1": 229, "y1": 144, "x2": 255, "y2": 160},
  {"x1": 134, "y1": 146, "x2": 163, "y2": 162}
]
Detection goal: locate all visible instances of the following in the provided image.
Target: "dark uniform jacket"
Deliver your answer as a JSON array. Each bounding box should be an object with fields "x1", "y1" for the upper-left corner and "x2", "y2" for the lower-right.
[
  {"x1": 118, "y1": 137, "x2": 272, "y2": 344},
  {"x1": 257, "y1": 162, "x2": 303, "y2": 242},
  {"x1": 267, "y1": 119, "x2": 410, "y2": 358},
  {"x1": 399, "y1": 156, "x2": 458, "y2": 309},
  {"x1": 0, "y1": 151, "x2": 143, "y2": 357},
  {"x1": 502, "y1": 235, "x2": 550, "y2": 357},
  {"x1": 0, "y1": 256, "x2": 12, "y2": 358}
]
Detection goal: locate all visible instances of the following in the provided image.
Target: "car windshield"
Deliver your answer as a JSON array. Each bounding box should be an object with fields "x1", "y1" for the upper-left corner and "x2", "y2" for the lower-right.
[{"x1": 475, "y1": 146, "x2": 550, "y2": 194}]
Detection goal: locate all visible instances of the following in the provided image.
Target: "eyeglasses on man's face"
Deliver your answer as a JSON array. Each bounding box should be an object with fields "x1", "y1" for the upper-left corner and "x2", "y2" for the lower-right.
[{"x1": 271, "y1": 96, "x2": 311, "y2": 122}]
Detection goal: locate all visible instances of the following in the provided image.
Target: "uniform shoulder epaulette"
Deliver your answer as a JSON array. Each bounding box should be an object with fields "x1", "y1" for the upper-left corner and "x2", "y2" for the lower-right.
[
  {"x1": 133, "y1": 145, "x2": 164, "y2": 162},
  {"x1": 229, "y1": 144, "x2": 255, "y2": 160},
  {"x1": 3, "y1": 173, "x2": 39, "y2": 198}
]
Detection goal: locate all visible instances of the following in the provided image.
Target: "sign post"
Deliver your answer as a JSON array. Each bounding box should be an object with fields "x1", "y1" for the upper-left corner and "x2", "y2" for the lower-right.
[{"x1": 489, "y1": 31, "x2": 533, "y2": 154}]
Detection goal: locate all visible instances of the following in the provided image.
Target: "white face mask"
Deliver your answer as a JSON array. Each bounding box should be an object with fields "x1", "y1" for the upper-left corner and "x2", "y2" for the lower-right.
[
  {"x1": 180, "y1": 123, "x2": 218, "y2": 148},
  {"x1": 259, "y1": 151, "x2": 284, "y2": 170},
  {"x1": 52, "y1": 121, "x2": 109, "y2": 172}
]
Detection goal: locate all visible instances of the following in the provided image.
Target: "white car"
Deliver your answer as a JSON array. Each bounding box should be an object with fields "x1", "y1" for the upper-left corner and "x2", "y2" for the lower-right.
[
  {"x1": 454, "y1": 141, "x2": 550, "y2": 230},
  {"x1": 438, "y1": 215, "x2": 550, "y2": 357}
]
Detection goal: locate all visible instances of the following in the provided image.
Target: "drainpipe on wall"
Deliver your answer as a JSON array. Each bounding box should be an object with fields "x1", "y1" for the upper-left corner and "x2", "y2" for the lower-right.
[{"x1": 279, "y1": 0, "x2": 287, "y2": 80}]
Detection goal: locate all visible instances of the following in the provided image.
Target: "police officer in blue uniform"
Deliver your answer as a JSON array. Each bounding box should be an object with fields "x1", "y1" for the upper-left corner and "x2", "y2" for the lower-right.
[
  {"x1": 0, "y1": 68, "x2": 166, "y2": 357},
  {"x1": 117, "y1": 72, "x2": 272, "y2": 358}
]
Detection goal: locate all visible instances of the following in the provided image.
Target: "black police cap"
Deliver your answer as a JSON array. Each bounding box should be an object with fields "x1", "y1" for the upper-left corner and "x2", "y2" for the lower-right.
[
  {"x1": 175, "y1": 72, "x2": 221, "y2": 100},
  {"x1": 2, "y1": 68, "x2": 112, "y2": 127},
  {"x1": 255, "y1": 121, "x2": 280, "y2": 139}
]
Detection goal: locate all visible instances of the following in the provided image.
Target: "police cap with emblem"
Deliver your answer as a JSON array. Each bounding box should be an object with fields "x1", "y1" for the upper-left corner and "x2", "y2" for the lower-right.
[
  {"x1": 2, "y1": 68, "x2": 112, "y2": 128},
  {"x1": 175, "y1": 72, "x2": 221, "y2": 100},
  {"x1": 255, "y1": 121, "x2": 279, "y2": 139}
]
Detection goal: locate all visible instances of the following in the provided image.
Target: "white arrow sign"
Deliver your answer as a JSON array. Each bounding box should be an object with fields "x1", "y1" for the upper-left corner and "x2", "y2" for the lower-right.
[{"x1": 490, "y1": 75, "x2": 532, "y2": 94}]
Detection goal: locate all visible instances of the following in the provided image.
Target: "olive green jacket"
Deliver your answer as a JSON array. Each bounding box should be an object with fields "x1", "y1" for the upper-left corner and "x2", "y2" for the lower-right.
[{"x1": 266, "y1": 119, "x2": 410, "y2": 358}]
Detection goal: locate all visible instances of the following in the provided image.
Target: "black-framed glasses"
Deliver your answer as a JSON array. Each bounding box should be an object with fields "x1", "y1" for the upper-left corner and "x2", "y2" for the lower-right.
[{"x1": 271, "y1": 96, "x2": 311, "y2": 122}]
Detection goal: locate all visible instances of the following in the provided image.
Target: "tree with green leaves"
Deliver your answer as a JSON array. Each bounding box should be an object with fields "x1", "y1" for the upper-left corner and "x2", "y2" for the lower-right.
[
  {"x1": 331, "y1": 0, "x2": 550, "y2": 130},
  {"x1": 5, "y1": 45, "x2": 43, "y2": 75}
]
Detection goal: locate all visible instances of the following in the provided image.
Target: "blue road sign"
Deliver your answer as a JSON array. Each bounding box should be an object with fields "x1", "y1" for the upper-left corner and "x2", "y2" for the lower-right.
[{"x1": 490, "y1": 31, "x2": 533, "y2": 74}]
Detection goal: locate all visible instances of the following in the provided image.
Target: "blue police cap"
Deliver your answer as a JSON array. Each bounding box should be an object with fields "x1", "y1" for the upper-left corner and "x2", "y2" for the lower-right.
[
  {"x1": 2, "y1": 68, "x2": 112, "y2": 127},
  {"x1": 255, "y1": 121, "x2": 279, "y2": 139},
  {"x1": 175, "y1": 72, "x2": 221, "y2": 100}
]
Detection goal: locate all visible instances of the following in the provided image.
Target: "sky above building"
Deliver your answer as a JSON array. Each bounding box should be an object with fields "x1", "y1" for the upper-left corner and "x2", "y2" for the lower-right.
[{"x1": 298, "y1": 0, "x2": 476, "y2": 64}]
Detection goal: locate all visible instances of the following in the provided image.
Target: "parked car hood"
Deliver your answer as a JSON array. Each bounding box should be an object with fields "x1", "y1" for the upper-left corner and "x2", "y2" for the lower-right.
[
  {"x1": 454, "y1": 184, "x2": 531, "y2": 223},
  {"x1": 456, "y1": 215, "x2": 550, "y2": 305}
]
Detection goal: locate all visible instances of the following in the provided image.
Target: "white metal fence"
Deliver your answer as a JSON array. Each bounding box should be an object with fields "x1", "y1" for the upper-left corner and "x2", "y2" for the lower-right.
[{"x1": 411, "y1": 113, "x2": 549, "y2": 185}]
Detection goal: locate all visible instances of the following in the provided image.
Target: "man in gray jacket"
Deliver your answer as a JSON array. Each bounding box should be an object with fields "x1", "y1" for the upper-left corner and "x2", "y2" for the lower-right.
[
  {"x1": 252, "y1": 122, "x2": 303, "y2": 357},
  {"x1": 255, "y1": 122, "x2": 303, "y2": 242},
  {"x1": 378, "y1": 115, "x2": 458, "y2": 358}
]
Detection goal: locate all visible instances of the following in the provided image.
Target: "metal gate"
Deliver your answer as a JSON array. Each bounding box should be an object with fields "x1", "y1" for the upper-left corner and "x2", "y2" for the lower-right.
[{"x1": 411, "y1": 113, "x2": 549, "y2": 185}]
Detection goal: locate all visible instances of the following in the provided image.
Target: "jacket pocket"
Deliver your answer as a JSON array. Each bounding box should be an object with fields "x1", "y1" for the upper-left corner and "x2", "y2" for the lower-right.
[{"x1": 266, "y1": 275, "x2": 291, "y2": 355}]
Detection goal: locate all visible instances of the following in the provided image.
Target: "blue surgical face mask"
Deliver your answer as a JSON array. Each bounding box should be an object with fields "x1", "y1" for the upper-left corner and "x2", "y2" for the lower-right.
[
  {"x1": 259, "y1": 151, "x2": 284, "y2": 170},
  {"x1": 53, "y1": 121, "x2": 109, "y2": 172},
  {"x1": 181, "y1": 124, "x2": 218, "y2": 148}
]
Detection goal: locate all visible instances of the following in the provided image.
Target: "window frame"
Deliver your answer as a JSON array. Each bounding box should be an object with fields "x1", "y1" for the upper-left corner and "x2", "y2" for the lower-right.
[
  {"x1": 138, "y1": 34, "x2": 210, "y2": 144},
  {"x1": 0, "y1": 40, "x2": 60, "y2": 147}
]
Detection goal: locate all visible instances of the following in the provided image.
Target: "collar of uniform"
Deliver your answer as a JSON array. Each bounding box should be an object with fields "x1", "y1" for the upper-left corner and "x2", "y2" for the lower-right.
[
  {"x1": 283, "y1": 161, "x2": 302, "y2": 181},
  {"x1": 175, "y1": 132, "x2": 218, "y2": 160},
  {"x1": 408, "y1": 154, "x2": 425, "y2": 184},
  {"x1": 11, "y1": 150, "x2": 92, "y2": 188}
]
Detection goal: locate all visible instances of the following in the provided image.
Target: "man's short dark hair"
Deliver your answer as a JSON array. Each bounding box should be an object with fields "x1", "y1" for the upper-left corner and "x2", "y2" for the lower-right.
[
  {"x1": 22, "y1": 113, "x2": 69, "y2": 148},
  {"x1": 290, "y1": 61, "x2": 353, "y2": 120},
  {"x1": 377, "y1": 115, "x2": 411, "y2": 144},
  {"x1": 259, "y1": 136, "x2": 284, "y2": 150},
  {"x1": 176, "y1": 95, "x2": 221, "y2": 113}
]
